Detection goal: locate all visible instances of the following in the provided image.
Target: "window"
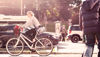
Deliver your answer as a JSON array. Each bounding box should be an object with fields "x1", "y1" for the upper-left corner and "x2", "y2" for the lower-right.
[{"x1": 71, "y1": 26, "x2": 81, "y2": 31}]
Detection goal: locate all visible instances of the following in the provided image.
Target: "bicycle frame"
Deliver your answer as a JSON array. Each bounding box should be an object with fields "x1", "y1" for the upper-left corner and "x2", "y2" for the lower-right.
[
  {"x1": 6, "y1": 26, "x2": 53, "y2": 56},
  {"x1": 16, "y1": 32, "x2": 45, "y2": 50}
]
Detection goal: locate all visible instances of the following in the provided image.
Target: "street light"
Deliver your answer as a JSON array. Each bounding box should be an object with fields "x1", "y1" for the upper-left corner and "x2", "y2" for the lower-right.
[
  {"x1": 24, "y1": 5, "x2": 26, "y2": 15},
  {"x1": 35, "y1": 0, "x2": 39, "y2": 10}
]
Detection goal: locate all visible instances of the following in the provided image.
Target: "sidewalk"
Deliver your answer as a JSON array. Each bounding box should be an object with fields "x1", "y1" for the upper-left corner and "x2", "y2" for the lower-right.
[
  {"x1": 0, "y1": 41, "x2": 98, "y2": 54},
  {"x1": 0, "y1": 54, "x2": 97, "y2": 57},
  {"x1": 53, "y1": 41, "x2": 98, "y2": 54}
]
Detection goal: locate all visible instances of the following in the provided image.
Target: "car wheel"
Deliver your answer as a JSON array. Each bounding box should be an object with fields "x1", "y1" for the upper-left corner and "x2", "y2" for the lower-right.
[
  {"x1": 71, "y1": 35, "x2": 79, "y2": 43},
  {"x1": 0, "y1": 40, "x2": 3, "y2": 48}
]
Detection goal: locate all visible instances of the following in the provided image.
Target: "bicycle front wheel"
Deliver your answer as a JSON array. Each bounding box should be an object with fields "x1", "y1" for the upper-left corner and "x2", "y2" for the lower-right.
[
  {"x1": 6, "y1": 38, "x2": 24, "y2": 56},
  {"x1": 35, "y1": 38, "x2": 53, "y2": 56}
]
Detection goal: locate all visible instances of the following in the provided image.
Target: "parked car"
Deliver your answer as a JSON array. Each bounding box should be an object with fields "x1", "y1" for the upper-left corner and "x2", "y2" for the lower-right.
[
  {"x1": 0, "y1": 25, "x2": 16, "y2": 48},
  {"x1": 38, "y1": 32, "x2": 60, "y2": 45},
  {"x1": 67, "y1": 25, "x2": 83, "y2": 43}
]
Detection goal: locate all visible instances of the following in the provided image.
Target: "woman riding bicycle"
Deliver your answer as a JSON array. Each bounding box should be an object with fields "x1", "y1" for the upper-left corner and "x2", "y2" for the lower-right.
[
  {"x1": 21, "y1": 11, "x2": 45, "y2": 42},
  {"x1": 6, "y1": 11, "x2": 53, "y2": 56}
]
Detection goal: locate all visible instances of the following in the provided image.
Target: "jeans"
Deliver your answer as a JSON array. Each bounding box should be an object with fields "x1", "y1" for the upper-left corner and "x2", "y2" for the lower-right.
[{"x1": 83, "y1": 33, "x2": 100, "y2": 57}]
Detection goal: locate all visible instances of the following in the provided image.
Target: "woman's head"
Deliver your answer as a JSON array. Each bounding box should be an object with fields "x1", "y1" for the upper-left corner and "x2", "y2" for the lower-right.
[{"x1": 27, "y1": 11, "x2": 34, "y2": 17}]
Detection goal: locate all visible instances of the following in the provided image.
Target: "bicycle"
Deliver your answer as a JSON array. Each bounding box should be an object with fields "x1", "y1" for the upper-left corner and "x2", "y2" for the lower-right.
[{"x1": 6, "y1": 27, "x2": 53, "y2": 56}]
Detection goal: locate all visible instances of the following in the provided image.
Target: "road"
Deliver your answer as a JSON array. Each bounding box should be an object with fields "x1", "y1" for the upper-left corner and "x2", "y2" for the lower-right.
[
  {"x1": 0, "y1": 54, "x2": 97, "y2": 57},
  {"x1": 54, "y1": 41, "x2": 98, "y2": 54},
  {"x1": 0, "y1": 41, "x2": 98, "y2": 57}
]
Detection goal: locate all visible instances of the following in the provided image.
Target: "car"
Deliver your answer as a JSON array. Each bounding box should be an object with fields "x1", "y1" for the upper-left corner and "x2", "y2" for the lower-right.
[
  {"x1": 0, "y1": 25, "x2": 16, "y2": 48},
  {"x1": 38, "y1": 32, "x2": 60, "y2": 45},
  {"x1": 67, "y1": 25, "x2": 83, "y2": 43}
]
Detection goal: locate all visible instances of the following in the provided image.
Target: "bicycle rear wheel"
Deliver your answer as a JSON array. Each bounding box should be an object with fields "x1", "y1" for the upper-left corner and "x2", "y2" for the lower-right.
[
  {"x1": 6, "y1": 38, "x2": 24, "y2": 56},
  {"x1": 35, "y1": 38, "x2": 53, "y2": 56}
]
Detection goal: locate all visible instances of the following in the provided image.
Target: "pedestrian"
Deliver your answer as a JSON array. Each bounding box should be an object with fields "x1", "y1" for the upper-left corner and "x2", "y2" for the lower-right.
[
  {"x1": 79, "y1": 0, "x2": 100, "y2": 57},
  {"x1": 60, "y1": 25, "x2": 67, "y2": 41}
]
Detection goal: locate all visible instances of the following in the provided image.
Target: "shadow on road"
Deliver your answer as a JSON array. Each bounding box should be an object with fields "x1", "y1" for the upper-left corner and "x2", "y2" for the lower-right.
[
  {"x1": 31, "y1": 55, "x2": 53, "y2": 57},
  {"x1": 9, "y1": 56, "x2": 23, "y2": 57},
  {"x1": 8, "y1": 55, "x2": 54, "y2": 57}
]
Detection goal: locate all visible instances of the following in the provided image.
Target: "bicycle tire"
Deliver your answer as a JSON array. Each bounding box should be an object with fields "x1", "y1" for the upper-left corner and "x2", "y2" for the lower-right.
[
  {"x1": 35, "y1": 38, "x2": 53, "y2": 56},
  {"x1": 6, "y1": 38, "x2": 24, "y2": 56}
]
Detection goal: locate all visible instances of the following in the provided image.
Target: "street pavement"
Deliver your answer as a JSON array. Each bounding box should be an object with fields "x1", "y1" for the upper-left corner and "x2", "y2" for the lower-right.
[
  {"x1": 54, "y1": 41, "x2": 98, "y2": 54},
  {"x1": 0, "y1": 54, "x2": 97, "y2": 57},
  {"x1": 0, "y1": 41, "x2": 98, "y2": 57}
]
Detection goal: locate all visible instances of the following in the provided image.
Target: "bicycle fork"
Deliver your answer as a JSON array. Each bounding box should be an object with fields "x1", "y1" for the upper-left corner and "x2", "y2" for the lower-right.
[{"x1": 14, "y1": 36, "x2": 21, "y2": 48}]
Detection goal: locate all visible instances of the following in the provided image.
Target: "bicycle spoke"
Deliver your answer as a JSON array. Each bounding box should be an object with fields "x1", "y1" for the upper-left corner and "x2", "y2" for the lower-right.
[
  {"x1": 35, "y1": 38, "x2": 53, "y2": 56},
  {"x1": 6, "y1": 38, "x2": 24, "y2": 56}
]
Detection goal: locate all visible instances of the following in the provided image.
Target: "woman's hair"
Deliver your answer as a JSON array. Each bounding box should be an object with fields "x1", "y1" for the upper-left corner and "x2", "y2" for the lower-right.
[{"x1": 27, "y1": 11, "x2": 34, "y2": 16}]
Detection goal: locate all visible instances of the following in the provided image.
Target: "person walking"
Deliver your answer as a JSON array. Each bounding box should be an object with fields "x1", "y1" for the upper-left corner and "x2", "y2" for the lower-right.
[
  {"x1": 60, "y1": 25, "x2": 67, "y2": 41},
  {"x1": 79, "y1": 0, "x2": 100, "y2": 57}
]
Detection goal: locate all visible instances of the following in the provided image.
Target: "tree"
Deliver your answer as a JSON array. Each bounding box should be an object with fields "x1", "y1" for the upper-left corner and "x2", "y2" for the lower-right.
[
  {"x1": 69, "y1": 0, "x2": 82, "y2": 24},
  {"x1": 0, "y1": 0, "x2": 82, "y2": 21},
  {"x1": 55, "y1": 0, "x2": 81, "y2": 21}
]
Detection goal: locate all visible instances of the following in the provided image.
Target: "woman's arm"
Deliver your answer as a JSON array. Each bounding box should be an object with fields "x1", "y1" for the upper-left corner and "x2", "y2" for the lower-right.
[{"x1": 22, "y1": 19, "x2": 30, "y2": 28}]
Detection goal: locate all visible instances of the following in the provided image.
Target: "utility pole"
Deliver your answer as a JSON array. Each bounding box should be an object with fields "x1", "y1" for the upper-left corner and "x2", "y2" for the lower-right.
[
  {"x1": 35, "y1": 0, "x2": 38, "y2": 10},
  {"x1": 24, "y1": 5, "x2": 26, "y2": 15},
  {"x1": 21, "y1": 0, "x2": 23, "y2": 15},
  {"x1": 35, "y1": 0, "x2": 40, "y2": 20}
]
